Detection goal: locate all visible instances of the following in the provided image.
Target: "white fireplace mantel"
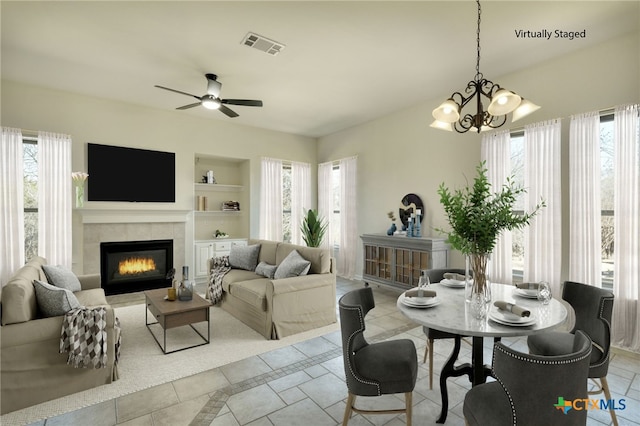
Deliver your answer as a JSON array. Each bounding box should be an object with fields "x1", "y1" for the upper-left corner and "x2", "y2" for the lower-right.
[{"x1": 77, "y1": 209, "x2": 191, "y2": 224}]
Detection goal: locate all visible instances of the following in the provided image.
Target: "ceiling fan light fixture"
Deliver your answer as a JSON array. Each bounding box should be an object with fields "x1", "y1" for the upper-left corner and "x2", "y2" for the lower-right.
[{"x1": 201, "y1": 95, "x2": 221, "y2": 110}]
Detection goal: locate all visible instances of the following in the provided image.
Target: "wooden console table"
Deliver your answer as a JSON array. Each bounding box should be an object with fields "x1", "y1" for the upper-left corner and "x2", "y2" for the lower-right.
[{"x1": 361, "y1": 234, "x2": 450, "y2": 290}]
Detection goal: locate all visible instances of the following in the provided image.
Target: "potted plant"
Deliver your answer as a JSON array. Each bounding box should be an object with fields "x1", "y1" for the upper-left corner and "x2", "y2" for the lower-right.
[
  {"x1": 436, "y1": 162, "x2": 545, "y2": 316},
  {"x1": 301, "y1": 209, "x2": 328, "y2": 248}
]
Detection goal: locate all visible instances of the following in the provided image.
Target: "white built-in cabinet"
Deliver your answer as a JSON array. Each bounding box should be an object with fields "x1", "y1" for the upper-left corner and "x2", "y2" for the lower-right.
[{"x1": 194, "y1": 239, "x2": 248, "y2": 283}]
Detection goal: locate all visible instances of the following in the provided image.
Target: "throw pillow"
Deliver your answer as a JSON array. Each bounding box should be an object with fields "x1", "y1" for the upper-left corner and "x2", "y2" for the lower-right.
[
  {"x1": 274, "y1": 250, "x2": 311, "y2": 279},
  {"x1": 255, "y1": 261, "x2": 277, "y2": 279},
  {"x1": 229, "y1": 244, "x2": 261, "y2": 271},
  {"x1": 42, "y1": 264, "x2": 82, "y2": 292},
  {"x1": 33, "y1": 280, "x2": 82, "y2": 317}
]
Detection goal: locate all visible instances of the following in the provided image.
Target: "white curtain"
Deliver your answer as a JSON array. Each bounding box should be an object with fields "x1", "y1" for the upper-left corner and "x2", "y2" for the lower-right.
[
  {"x1": 481, "y1": 130, "x2": 512, "y2": 284},
  {"x1": 612, "y1": 104, "x2": 640, "y2": 352},
  {"x1": 290, "y1": 161, "x2": 311, "y2": 246},
  {"x1": 523, "y1": 120, "x2": 562, "y2": 296},
  {"x1": 568, "y1": 111, "x2": 602, "y2": 284},
  {"x1": 259, "y1": 157, "x2": 283, "y2": 241},
  {"x1": 317, "y1": 161, "x2": 334, "y2": 251},
  {"x1": 338, "y1": 156, "x2": 357, "y2": 279},
  {"x1": 1, "y1": 128, "x2": 25, "y2": 286},
  {"x1": 37, "y1": 131, "x2": 72, "y2": 268}
]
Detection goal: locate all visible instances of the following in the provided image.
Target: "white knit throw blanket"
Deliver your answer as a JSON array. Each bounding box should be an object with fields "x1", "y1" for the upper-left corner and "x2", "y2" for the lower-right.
[
  {"x1": 60, "y1": 306, "x2": 121, "y2": 369},
  {"x1": 207, "y1": 255, "x2": 231, "y2": 305}
]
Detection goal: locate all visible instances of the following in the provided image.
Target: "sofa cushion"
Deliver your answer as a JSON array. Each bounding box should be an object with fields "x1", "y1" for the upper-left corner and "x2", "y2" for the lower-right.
[
  {"x1": 74, "y1": 288, "x2": 109, "y2": 307},
  {"x1": 255, "y1": 261, "x2": 277, "y2": 279},
  {"x1": 274, "y1": 250, "x2": 311, "y2": 279},
  {"x1": 221, "y1": 269, "x2": 264, "y2": 292},
  {"x1": 275, "y1": 243, "x2": 331, "y2": 275},
  {"x1": 33, "y1": 280, "x2": 82, "y2": 317},
  {"x1": 249, "y1": 239, "x2": 279, "y2": 265},
  {"x1": 42, "y1": 264, "x2": 82, "y2": 292},
  {"x1": 1, "y1": 264, "x2": 42, "y2": 325},
  {"x1": 229, "y1": 243, "x2": 261, "y2": 271},
  {"x1": 228, "y1": 278, "x2": 270, "y2": 311}
]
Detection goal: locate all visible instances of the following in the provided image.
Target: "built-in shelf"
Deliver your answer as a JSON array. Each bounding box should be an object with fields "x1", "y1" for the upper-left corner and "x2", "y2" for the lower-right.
[{"x1": 194, "y1": 183, "x2": 244, "y2": 192}]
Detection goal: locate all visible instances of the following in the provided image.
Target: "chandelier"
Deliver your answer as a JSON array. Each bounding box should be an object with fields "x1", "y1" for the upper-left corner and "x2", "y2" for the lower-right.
[{"x1": 431, "y1": 0, "x2": 540, "y2": 133}]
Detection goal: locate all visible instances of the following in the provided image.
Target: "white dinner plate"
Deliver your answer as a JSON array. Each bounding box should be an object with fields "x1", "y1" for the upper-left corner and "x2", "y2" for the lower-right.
[
  {"x1": 513, "y1": 288, "x2": 538, "y2": 299},
  {"x1": 439, "y1": 279, "x2": 466, "y2": 288},
  {"x1": 488, "y1": 307, "x2": 536, "y2": 326},
  {"x1": 400, "y1": 294, "x2": 440, "y2": 309}
]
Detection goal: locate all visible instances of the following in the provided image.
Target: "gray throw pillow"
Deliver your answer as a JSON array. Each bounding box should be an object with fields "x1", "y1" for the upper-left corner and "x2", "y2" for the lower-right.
[
  {"x1": 229, "y1": 244, "x2": 261, "y2": 271},
  {"x1": 274, "y1": 250, "x2": 312, "y2": 279},
  {"x1": 42, "y1": 264, "x2": 82, "y2": 292},
  {"x1": 33, "y1": 280, "x2": 81, "y2": 317},
  {"x1": 255, "y1": 261, "x2": 277, "y2": 279}
]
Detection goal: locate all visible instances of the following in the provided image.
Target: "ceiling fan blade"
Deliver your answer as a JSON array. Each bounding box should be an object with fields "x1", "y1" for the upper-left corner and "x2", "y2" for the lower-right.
[
  {"x1": 154, "y1": 85, "x2": 201, "y2": 101},
  {"x1": 219, "y1": 104, "x2": 239, "y2": 118},
  {"x1": 176, "y1": 102, "x2": 201, "y2": 110},
  {"x1": 221, "y1": 99, "x2": 263, "y2": 107}
]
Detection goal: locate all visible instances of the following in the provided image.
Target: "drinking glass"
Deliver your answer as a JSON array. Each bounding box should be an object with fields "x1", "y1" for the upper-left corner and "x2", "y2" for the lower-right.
[
  {"x1": 537, "y1": 281, "x2": 552, "y2": 305},
  {"x1": 418, "y1": 275, "x2": 431, "y2": 289}
]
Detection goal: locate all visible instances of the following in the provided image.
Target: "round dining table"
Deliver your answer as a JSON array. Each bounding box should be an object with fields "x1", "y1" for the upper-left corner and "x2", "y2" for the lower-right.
[{"x1": 396, "y1": 282, "x2": 569, "y2": 423}]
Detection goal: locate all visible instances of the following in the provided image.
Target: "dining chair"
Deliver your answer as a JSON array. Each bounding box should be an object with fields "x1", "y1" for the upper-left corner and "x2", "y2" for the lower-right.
[
  {"x1": 527, "y1": 281, "x2": 617, "y2": 426},
  {"x1": 464, "y1": 330, "x2": 592, "y2": 426},
  {"x1": 339, "y1": 286, "x2": 418, "y2": 426},
  {"x1": 422, "y1": 268, "x2": 470, "y2": 389}
]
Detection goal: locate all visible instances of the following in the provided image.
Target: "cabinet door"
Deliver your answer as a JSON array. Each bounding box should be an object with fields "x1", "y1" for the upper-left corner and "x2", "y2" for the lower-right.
[
  {"x1": 194, "y1": 243, "x2": 213, "y2": 278},
  {"x1": 411, "y1": 250, "x2": 430, "y2": 286},
  {"x1": 364, "y1": 244, "x2": 378, "y2": 277},
  {"x1": 378, "y1": 246, "x2": 393, "y2": 280},
  {"x1": 395, "y1": 248, "x2": 411, "y2": 285}
]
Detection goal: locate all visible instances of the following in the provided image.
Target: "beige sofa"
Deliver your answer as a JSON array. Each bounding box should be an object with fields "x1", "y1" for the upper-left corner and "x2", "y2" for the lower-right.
[
  {"x1": 209, "y1": 239, "x2": 337, "y2": 339},
  {"x1": 0, "y1": 257, "x2": 119, "y2": 414}
]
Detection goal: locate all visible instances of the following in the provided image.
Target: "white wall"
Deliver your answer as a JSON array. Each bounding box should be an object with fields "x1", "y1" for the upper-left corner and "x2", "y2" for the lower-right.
[
  {"x1": 318, "y1": 32, "x2": 640, "y2": 279},
  {"x1": 1, "y1": 80, "x2": 317, "y2": 272}
]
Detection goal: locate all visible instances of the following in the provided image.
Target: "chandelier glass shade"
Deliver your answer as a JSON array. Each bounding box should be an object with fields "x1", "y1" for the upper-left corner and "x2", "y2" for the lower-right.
[{"x1": 431, "y1": 0, "x2": 540, "y2": 133}]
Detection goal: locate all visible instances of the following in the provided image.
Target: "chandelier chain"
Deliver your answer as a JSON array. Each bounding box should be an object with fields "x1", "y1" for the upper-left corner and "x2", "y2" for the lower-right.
[{"x1": 475, "y1": 0, "x2": 482, "y2": 81}]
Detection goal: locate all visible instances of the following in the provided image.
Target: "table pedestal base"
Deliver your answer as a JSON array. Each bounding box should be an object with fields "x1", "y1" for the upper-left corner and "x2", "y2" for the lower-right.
[{"x1": 436, "y1": 336, "x2": 494, "y2": 424}]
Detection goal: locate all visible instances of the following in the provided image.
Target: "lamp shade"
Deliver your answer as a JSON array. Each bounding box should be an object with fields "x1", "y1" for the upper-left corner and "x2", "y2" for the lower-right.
[
  {"x1": 432, "y1": 99, "x2": 460, "y2": 123},
  {"x1": 430, "y1": 120, "x2": 453, "y2": 131},
  {"x1": 201, "y1": 95, "x2": 221, "y2": 110},
  {"x1": 511, "y1": 99, "x2": 541, "y2": 122},
  {"x1": 488, "y1": 89, "x2": 521, "y2": 115}
]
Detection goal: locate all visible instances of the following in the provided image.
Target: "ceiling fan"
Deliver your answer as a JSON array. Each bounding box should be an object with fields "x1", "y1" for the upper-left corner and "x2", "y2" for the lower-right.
[{"x1": 155, "y1": 73, "x2": 263, "y2": 118}]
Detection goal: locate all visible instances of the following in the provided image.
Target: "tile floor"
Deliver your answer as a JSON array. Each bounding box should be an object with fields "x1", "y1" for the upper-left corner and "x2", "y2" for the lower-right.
[{"x1": 29, "y1": 279, "x2": 640, "y2": 426}]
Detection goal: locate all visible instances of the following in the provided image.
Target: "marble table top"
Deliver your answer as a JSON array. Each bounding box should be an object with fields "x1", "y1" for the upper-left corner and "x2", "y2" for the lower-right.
[{"x1": 396, "y1": 282, "x2": 569, "y2": 338}]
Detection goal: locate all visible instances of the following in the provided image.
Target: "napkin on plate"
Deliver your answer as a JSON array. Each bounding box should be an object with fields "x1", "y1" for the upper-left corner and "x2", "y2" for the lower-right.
[
  {"x1": 494, "y1": 300, "x2": 530, "y2": 317},
  {"x1": 443, "y1": 272, "x2": 466, "y2": 282},
  {"x1": 516, "y1": 283, "x2": 539, "y2": 290},
  {"x1": 405, "y1": 288, "x2": 437, "y2": 298}
]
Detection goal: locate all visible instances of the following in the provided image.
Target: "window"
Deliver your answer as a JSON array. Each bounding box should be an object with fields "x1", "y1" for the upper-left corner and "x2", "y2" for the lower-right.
[
  {"x1": 23, "y1": 138, "x2": 38, "y2": 260},
  {"x1": 331, "y1": 165, "x2": 341, "y2": 247},
  {"x1": 510, "y1": 131, "x2": 525, "y2": 283},
  {"x1": 282, "y1": 164, "x2": 292, "y2": 243},
  {"x1": 600, "y1": 114, "x2": 614, "y2": 289}
]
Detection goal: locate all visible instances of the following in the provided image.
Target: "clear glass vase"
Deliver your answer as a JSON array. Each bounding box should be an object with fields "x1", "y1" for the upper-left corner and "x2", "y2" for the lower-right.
[{"x1": 465, "y1": 253, "x2": 492, "y2": 319}]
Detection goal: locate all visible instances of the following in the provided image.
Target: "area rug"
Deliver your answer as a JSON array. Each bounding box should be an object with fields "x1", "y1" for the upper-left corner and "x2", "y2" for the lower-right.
[{"x1": 1, "y1": 303, "x2": 339, "y2": 425}]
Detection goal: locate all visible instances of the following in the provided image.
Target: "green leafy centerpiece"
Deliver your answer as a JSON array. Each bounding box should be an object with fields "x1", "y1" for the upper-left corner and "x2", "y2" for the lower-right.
[{"x1": 437, "y1": 162, "x2": 544, "y2": 317}]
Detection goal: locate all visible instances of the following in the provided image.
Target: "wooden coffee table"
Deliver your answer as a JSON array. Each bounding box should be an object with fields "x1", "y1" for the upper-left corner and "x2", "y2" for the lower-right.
[{"x1": 144, "y1": 288, "x2": 211, "y2": 354}]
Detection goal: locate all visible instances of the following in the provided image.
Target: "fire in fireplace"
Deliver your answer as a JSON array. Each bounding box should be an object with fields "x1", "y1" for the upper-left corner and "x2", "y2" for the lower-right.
[{"x1": 100, "y1": 239, "x2": 173, "y2": 295}]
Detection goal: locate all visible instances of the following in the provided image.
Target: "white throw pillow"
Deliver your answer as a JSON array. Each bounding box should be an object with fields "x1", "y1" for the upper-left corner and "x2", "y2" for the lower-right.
[
  {"x1": 274, "y1": 250, "x2": 311, "y2": 279},
  {"x1": 42, "y1": 264, "x2": 82, "y2": 292},
  {"x1": 33, "y1": 280, "x2": 81, "y2": 317}
]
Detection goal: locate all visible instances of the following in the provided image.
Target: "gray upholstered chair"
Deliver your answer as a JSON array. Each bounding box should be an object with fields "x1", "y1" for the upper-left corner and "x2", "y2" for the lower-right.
[
  {"x1": 527, "y1": 281, "x2": 617, "y2": 425},
  {"x1": 339, "y1": 287, "x2": 418, "y2": 426},
  {"x1": 422, "y1": 268, "x2": 470, "y2": 389},
  {"x1": 464, "y1": 330, "x2": 592, "y2": 426}
]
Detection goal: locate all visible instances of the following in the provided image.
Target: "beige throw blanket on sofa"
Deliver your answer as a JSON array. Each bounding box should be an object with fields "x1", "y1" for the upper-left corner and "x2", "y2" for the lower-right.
[
  {"x1": 60, "y1": 306, "x2": 121, "y2": 369},
  {"x1": 208, "y1": 255, "x2": 231, "y2": 305}
]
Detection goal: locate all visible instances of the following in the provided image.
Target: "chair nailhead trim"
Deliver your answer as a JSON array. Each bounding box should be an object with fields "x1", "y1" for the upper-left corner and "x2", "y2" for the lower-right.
[{"x1": 343, "y1": 304, "x2": 381, "y2": 395}]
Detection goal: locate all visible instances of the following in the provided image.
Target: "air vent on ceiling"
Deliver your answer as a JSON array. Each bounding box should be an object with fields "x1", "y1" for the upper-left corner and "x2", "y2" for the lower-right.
[{"x1": 241, "y1": 32, "x2": 285, "y2": 56}]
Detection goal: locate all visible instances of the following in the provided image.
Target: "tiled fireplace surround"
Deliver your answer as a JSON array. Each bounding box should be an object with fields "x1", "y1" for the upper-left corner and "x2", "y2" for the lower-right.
[{"x1": 80, "y1": 211, "x2": 187, "y2": 278}]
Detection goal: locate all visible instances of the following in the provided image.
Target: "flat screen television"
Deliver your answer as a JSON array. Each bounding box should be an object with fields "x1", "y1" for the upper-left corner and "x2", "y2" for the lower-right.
[{"x1": 87, "y1": 143, "x2": 175, "y2": 202}]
